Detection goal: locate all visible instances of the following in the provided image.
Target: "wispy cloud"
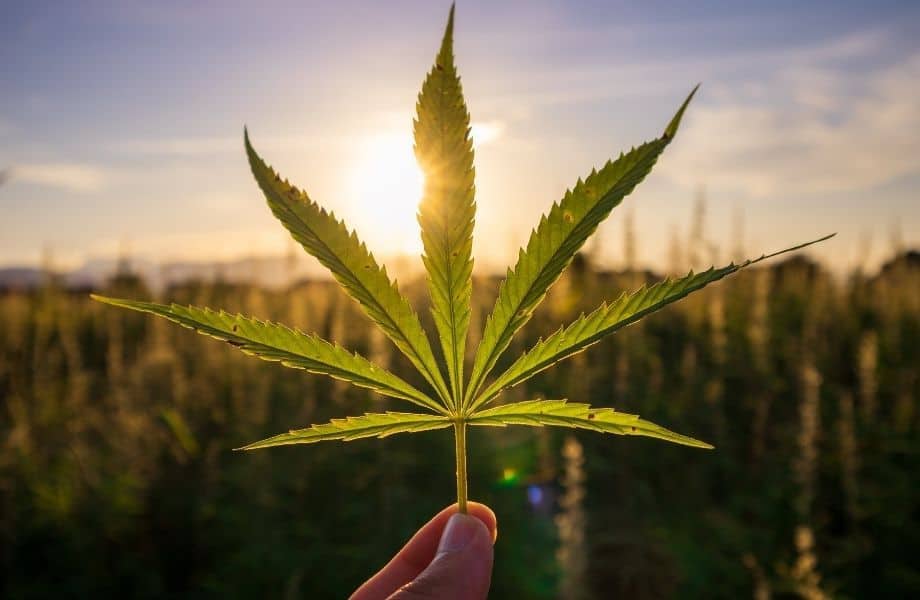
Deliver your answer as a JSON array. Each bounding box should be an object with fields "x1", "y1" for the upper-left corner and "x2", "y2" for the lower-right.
[
  {"x1": 662, "y1": 49, "x2": 920, "y2": 196},
  {"x1": 106, "y1": 137, "x2": 240, "y2": 157},
  {"x1": 9, "y1": 163, "x2": 109, "y2": 192},
  {"x1": 104, "y1": 133, "x2": 356, "y2": 158},
  {"x1": 85, "y1": 227, "x2": 289, "y2": 263},
  {"x1": 471, "y1": 121, "x2": 505, "y2": 146},
  {"x1": 477, "y1": 28, "x2": 892, "y2": 111}
]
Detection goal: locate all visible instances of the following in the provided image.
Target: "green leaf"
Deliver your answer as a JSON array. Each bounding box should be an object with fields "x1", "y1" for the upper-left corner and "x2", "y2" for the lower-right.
[
  {"x1": 472, "y1": 235, "x2": 834, "y2": 410},
  {"x1": 415, "y1": 5, "x2": 476, "y2": 409},
  {"x1": 239, "y1": 411, "x2": 452, "y2": 450},
  {"x1": 87, "y1": 3, "x2": 840, "y2": 516},
  {"x1": 464, "y1": 86, "x2": 698, "y2": 408},
  {"x1": 469, "y1": 399, "x2": 712, "y2": 449},
  {"x1": 91, "y1": 295, "x2": 446, "y2": 415},
  {"x1": 244, "y1": 132, "x2": 451, "y2": 406}
]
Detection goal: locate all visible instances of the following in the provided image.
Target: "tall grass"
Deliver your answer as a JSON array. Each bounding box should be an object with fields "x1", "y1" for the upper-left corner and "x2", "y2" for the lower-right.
[{"x1": 1, "y1": 248, "x2": 917, "y2": 598}]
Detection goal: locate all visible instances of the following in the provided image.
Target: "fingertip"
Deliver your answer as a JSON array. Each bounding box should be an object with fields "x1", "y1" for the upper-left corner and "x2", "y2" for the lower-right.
[
  {"x1": 352, "y1": 504, "x2": 497, "y2": 600},
  {"x1": 437, "y1": 513, "x2": 491, "y2": 553},
  {"x1": 466, "y1": 501, "x2": 498, "y2": 544}
]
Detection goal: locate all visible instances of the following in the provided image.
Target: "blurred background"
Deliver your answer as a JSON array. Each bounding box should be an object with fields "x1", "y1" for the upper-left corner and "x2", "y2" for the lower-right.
[{"x1": 1, "y1": 1, "x2": 918, "y2": 598}]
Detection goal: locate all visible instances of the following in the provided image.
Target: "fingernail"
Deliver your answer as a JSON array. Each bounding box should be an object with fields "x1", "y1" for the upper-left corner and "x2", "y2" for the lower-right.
[{"x1": 438, "y1": 514, "x2": 482, "y2": 553}]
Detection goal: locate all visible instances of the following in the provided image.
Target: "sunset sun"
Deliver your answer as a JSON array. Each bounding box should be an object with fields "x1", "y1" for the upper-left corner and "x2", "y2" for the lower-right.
[{"x1": 347, "y1": 132, "x2": 424, "y2": 256}]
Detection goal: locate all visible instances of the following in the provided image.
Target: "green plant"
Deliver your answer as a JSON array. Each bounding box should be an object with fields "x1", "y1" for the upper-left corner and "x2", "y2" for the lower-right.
[{"x1": 93, "y1": 6, "x2": 831, "y2": 514}]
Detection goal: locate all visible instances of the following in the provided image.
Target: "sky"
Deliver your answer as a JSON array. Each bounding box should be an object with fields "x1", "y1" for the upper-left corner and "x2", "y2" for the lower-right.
[{"x1": 1, "y1": 0, "x2": 919, "y2": 275}]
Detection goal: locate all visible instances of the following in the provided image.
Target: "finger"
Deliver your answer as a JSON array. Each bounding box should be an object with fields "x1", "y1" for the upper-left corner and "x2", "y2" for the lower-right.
[
  {"x1": 350, "y1": 502, "x2": 496, "y2": 600},
  {"x1": 388, "y1": 512, "x2": 495, "y2": 600}
]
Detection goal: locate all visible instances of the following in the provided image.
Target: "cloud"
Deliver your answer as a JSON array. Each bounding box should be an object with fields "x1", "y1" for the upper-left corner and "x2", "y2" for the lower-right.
[
  {"x1": 9, "y1": 163, "x2": 109, "y2": 192},
  {"x1": 471, "y1": 121, "x2": 505, "y2": 146},
  {"x1": 85, "y1": 227, "x2": 290, "y2": 263},
  {"x1": 660, "y1": 49, "x2": 920, "y2": 197},
  {"x1": 107, "y1": 137, "x2": 240, "y2": 157},
  {"x1": 105, "y1": 133, "x2": 357, "y2": 158}
]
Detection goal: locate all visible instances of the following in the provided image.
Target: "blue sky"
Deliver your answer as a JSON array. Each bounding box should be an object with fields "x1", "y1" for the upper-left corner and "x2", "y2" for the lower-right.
[{"x1": 1, "y1": 0, "x2": 918, "y2": 274}]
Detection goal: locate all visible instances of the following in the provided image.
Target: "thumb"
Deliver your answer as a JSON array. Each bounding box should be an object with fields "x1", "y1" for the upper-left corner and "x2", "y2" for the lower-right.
[{"x1": 389, "y1": 513, "x2": 494, "y2": 600}]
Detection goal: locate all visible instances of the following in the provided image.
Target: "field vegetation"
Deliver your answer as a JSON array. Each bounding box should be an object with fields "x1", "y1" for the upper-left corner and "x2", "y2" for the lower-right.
[{"x1": 1, "y1": 243, "x2": 916, "y2": 598}]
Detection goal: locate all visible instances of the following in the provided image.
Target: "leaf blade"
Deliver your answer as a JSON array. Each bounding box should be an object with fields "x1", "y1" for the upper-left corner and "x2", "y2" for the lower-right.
[
  {"x1": 464, "y1": 87, "x2": 698, "y2": 407},
  {"x1": 91, "y1": 295, "x2": 445, "y2": 414},
  {"x1": 239, "y1": 411, "x2": 452, "y2": 450},
  {"x1": 244, "y1": 132, "x2": 451, "y2": 406},
  {"x1": 415, "y1": 5, "x2": 476, "y2": 409},
  {"x1": 473, "y1": 234, "x2": 834, "y2": 409},
  {"x1": 469, "y1": 399, "x2": 712, "y2": 449}
]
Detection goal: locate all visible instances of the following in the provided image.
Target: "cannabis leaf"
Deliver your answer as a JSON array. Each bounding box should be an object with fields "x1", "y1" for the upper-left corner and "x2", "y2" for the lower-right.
[
  {"x1": 470, "y1": 234, "x2": 834, "y2": 411},
  {"x1": 241, "y1": 412, "x2": 452, "y2": 450},
  {"x1": 93, "y1": 6, "x2": 834, "y2": 514},
  {"x1": 463, "y1": 87, "x2": 697, "y2": 408},
  {"x1": 245, "y1": 132, "x2": 451, "y2": 406},
  {"x1": 415, "y1": 5, "x2": 476, "y2": 410},
  {"x1": 90, "y1": 296, "x2": 445, "y2": 414},
  {"x1": 468, "y1": 400, "x2": 713, "y2": 449}
]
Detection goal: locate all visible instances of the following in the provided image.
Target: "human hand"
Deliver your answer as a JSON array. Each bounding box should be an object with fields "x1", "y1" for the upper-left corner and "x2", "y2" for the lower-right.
[{"x1": 350, "y1": 502, "x2": 497, "y2": 600}]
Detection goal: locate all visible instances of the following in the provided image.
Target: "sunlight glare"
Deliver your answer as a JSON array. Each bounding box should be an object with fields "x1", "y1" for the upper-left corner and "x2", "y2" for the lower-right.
[{"x1": 347, "y1": 133, "x2": 424, "y2": 257}]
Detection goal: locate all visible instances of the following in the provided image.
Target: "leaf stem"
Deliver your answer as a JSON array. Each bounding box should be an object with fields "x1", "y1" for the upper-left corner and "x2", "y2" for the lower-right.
[{"x1": 453, "y1": 420, "x2": 468, "y2": 514}]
